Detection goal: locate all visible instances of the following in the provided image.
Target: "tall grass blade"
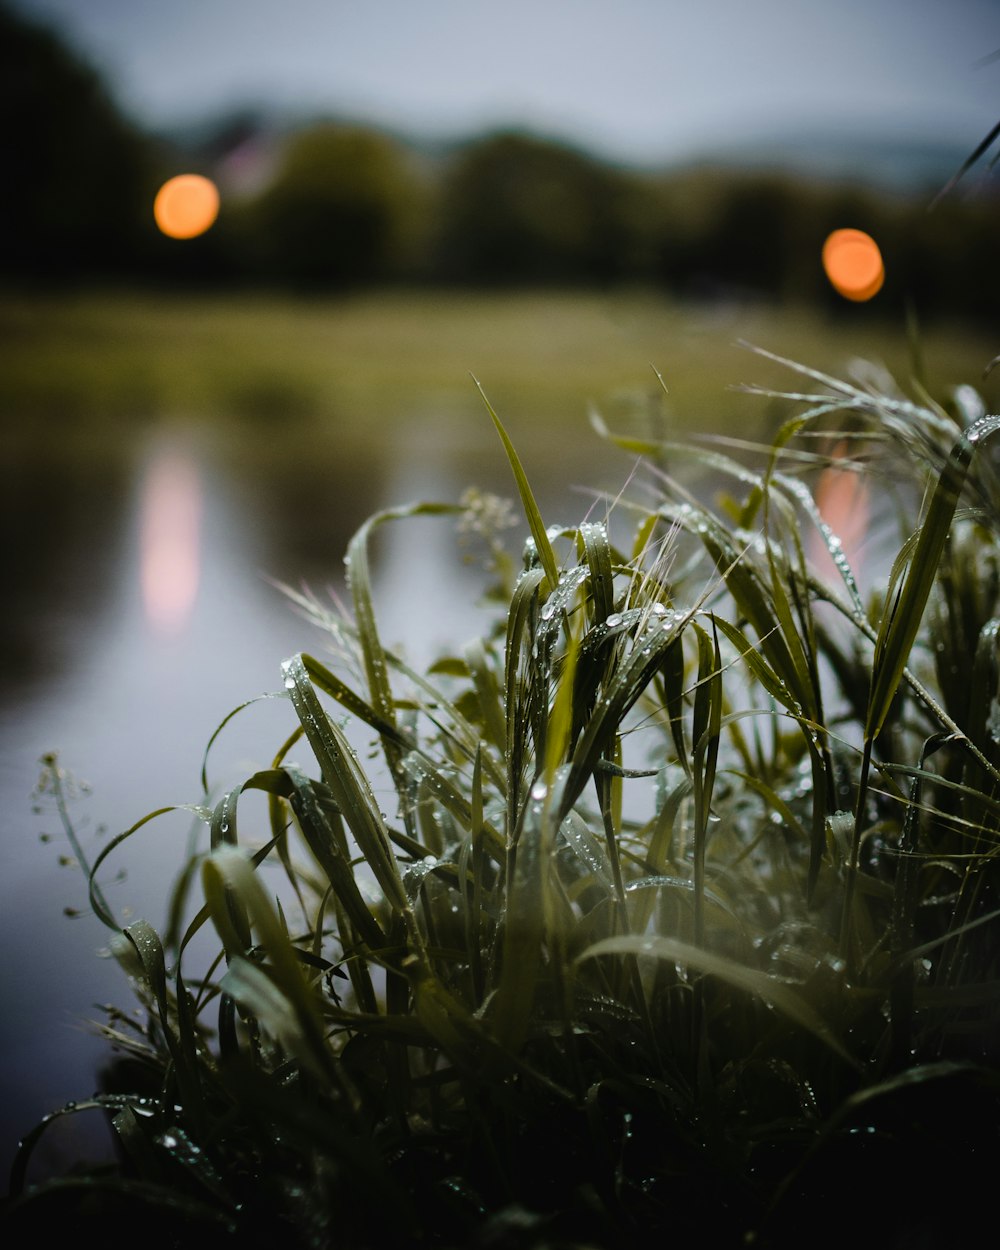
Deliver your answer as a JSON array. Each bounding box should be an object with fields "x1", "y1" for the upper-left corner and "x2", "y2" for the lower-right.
[
  {"x1": 866, "y1": 413, "x2": 1000, "y2": 741},
  {"x1": 576, "y1": 934, "x2": 855, "y2": 1065},
  {"x1": 281, "y1": 653, "x2": 408, "y2": 915},
  {"x1": 474, "y1": 376, "x2": 559, "y2": 590}
]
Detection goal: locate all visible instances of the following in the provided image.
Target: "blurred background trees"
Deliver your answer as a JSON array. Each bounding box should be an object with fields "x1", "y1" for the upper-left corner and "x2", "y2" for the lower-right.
[
  {"x1": 241, "y1": 124, "x2": 426, "y2": 287},
  {"x1": 2, "y1": 0, "x2": 994, "y2": 320},
  {"x1": 431, "y1": 131, "x2": 646, "y2": 285},
  {"x1": 0, "y1": 5, "x2": 156, "y2": 281}
]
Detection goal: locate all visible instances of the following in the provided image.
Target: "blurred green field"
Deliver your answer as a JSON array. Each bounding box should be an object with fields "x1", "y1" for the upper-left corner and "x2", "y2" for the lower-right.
[{"x1": 1, "y1": 290, "x2": 996, "y2": 462}]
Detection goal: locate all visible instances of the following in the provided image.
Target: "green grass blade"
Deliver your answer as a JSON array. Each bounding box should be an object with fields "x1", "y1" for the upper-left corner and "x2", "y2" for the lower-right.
[
  {"x1": 691, "y1": 619, "x2": 723, "y2": 949},
  {"x1": 474, "y1": 376, "x2": 559, "y2": 590},
  {"x1": 491, "y1": 784, "x2": 551, "y2": 1052},
  {"x1": 280, "y1": 762, "x2": 389, "y2": 953},
  {"x1": 282, "y1": 653, "x2": 408, "y2": 915},
  {"x1": 205, "y1": 846, "x2": 336, "y2": 1081},
  {"x1": 463, "y1": 636, "x2": 507, "y2": 752},
  {"x1": 579, "y1": 520, "x2": 615, "y2": 625},
  {"x1": 866, "y1": 413, "x2": 1000, "y2": 740},
  {"x1": 575, "y1": 934, "x2": 856, "y2": 1065}
]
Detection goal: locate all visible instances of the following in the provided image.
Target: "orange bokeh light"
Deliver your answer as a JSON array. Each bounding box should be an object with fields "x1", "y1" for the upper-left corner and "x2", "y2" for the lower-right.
[
  {"x1": 153, "y1": 174, "x2": 220, "y2": 240},
  {"x1": 822, "y1": 228, "x2": 884, "y2": 301}
]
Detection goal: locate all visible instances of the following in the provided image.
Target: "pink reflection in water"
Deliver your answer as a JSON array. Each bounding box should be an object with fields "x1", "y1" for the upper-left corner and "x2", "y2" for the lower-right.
[
  {"x1": 140, "y1": 447, "x2": 202, "y2": 635},
  {"x1": 811, "y1": 441, "x2": 871, "y2": 588}
]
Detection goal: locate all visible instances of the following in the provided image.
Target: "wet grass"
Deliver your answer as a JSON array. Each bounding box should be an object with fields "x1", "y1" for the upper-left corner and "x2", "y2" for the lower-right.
[{"x1": 7, "y1": 347, "x2": 1000, "y2": 1247}]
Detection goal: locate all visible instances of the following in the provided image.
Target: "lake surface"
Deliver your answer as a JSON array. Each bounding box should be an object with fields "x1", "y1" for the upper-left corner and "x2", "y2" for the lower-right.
[{"x1": 0, "y1": 406, "x2": 638, "y2": 1181}]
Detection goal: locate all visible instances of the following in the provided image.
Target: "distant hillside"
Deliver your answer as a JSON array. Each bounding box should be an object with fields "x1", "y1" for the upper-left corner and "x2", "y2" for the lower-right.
[
  {"x1": 679, "y1": 126, "x2": 992, "y2": 195},
  {"x1": 162, "y1": 107, "x2": 993, "y2": 200}
]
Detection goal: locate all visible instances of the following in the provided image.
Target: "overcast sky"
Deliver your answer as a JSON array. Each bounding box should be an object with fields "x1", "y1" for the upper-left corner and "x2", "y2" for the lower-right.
[{"x1": 11, "y1": 0, "x2": 1000, "y2": 163}]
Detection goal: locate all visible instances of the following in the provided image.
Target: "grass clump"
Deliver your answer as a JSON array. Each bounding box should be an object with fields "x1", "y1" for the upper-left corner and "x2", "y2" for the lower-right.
[{"x1": 7, "y1": 353, "x2": 1000, "y2": 1249}]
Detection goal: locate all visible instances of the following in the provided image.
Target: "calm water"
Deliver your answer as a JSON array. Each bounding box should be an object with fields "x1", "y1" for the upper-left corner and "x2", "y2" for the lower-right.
[{"x1": 0, "y1": 410, "x2": 630, "y2": 1181}]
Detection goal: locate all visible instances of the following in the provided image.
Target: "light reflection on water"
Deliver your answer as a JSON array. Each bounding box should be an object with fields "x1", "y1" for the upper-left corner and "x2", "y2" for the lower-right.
[
  {"x1": 0, "y1": 412, "x2": 619, "y2": 1179},
  {"x1": 139, "y1": 441, "x2": 203, "y2": 637}
]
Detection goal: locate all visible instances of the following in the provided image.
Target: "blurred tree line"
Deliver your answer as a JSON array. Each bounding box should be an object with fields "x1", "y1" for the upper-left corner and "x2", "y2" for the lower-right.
[{"x1": 2, "y1": 1, "x2": 995, "y2": 320}]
